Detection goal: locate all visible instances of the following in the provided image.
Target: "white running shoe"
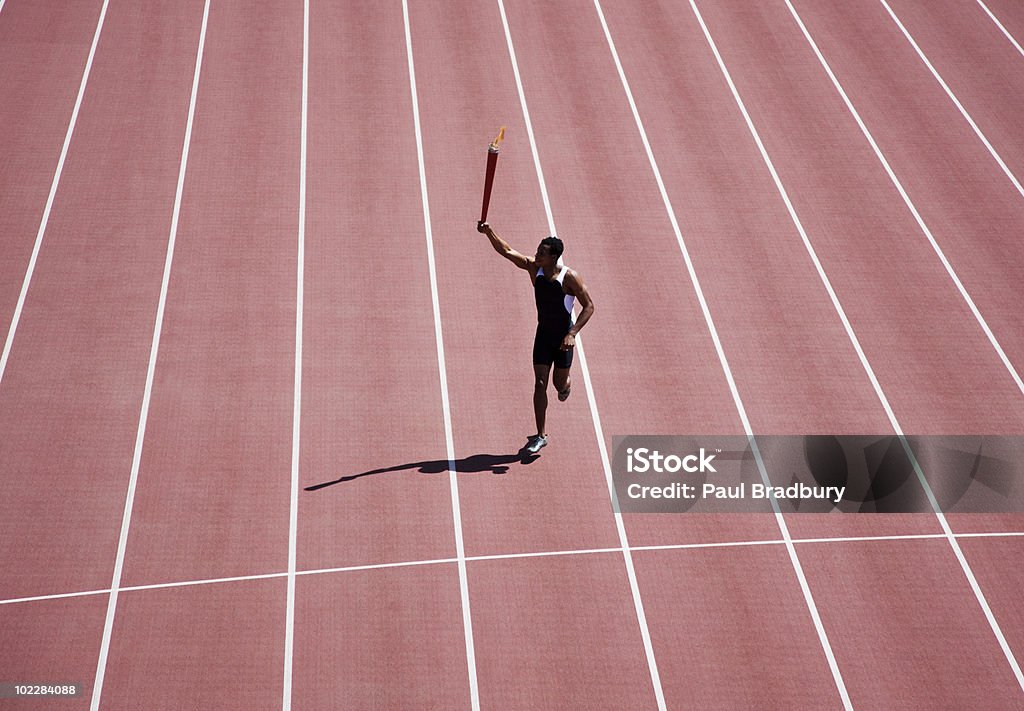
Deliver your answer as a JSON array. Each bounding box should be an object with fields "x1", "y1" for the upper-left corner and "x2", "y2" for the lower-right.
[{"x1": 525, "y1": 434, "x2": 548, "y2": 454}]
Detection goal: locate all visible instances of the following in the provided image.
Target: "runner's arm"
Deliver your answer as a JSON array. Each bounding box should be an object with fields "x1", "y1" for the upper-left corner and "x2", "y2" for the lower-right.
[
  {"x1": 561, "y1": 271, "x2": 594, "y2": 349},
  {"x1": 477, "y1": 221, "x2": 533, "y2": 271}
]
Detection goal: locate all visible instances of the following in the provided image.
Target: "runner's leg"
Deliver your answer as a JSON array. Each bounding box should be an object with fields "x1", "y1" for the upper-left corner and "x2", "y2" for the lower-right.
[
  {"x1": 553, "y1": 366, "x2": 571, "y2": 400},
  {"x1": 533, "y1": 362, "x2": 551, "y2": 435}
]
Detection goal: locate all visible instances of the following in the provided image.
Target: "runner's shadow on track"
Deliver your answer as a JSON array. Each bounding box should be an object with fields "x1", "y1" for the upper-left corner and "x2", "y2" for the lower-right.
[{"x1": 304, "y1": 449, "x2": 539, "y2": 492}]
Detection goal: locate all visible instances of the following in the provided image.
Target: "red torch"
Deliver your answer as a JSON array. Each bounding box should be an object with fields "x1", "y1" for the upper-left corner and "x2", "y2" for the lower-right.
[{"x1": 479, "y1": 126, "x2": 505, "y2": 224}]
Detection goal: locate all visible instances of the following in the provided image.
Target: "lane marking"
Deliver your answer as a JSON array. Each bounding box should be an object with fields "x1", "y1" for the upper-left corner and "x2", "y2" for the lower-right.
[
  {"x1": 401, "y1": 2, "x2": 480, "y2": 707},
  {"x1": 705, "y1": 0, "x2": 1024, "y2": 693},
  {"x1": 975, "y1": 0, "x2": 1024, "y2": 61},
  {"x1": 89, "y1": 1, "x2": 211, "y2": 709},
  {"x1": 282, "y1": 0, "x2": 308, "y2": 708},
  {"x1": 878, "y1": 0, "x2": 1024, "y2": 202},
  {"x1": 0, "y1": 0, "x2": 110, "y2": 390},
  {"x1": 494, "y1": 1, "x2": 666, "y2": 707},
  {"x1": 5, "y1": 530, "x2": 1023, "y2": 607},
  {"x1": 0, "y1": 588, "x2": 111, "y2": 606},
  {"x1": 296, "y1": 556, "x2": 460, "y2": 578},
  {"x1": 785, "y1": 0, "x2": 1024, "y2": 400},
  {"x1": 594, "y1": 2, "x2": 851, "y2": 707}
]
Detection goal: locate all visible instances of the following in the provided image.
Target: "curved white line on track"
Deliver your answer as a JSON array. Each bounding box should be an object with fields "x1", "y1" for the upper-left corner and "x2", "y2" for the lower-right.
[
  {"x1": 975, "y1": 0, "x2": 1024, "y2": 60},
  {"x1": 782, "y1": 0, "x2": 1024, "y2": 691},
  {"x1": 593, "y1": 1, "x2": 853, "y2": 707},
  {"x1": 494, "y1": 1, "x2": 667, "y2": 707},
  {"x1": 878, "y1": 0, "x2": 1024, "y2": 203},
  {"x1": 691, "y1": 0, "x2": 1024, "y2": 694},
  {"x1": 401, "y1": 2, "x2": 480, "y2": 708},
  {"x1": 6, "y1": 531, "x2": 1024, "y2": 608},
  {"x1": 783, "y1": 0, "x2": 1024, "y2": 402},
  {"x1": 89, "y1": 1, "x2": 211, "y2": 708},
  {"x1": 0, "y1": 0, "x2": 110, "y2": 391}
]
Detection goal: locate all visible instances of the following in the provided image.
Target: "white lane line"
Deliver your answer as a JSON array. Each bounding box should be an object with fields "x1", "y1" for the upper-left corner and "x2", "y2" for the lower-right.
[
  {"x1": 786, "y1": 1, "x2": 1024, "y2": 400},
  {"x1": 594, "y1": 2, "x2": 852, "y2": 707},
  {"x1": 4, "y1": 530, "x2": 1024, "y2": 607},
  {"x1": 975, "y1": 0, "x2": 1024, "y2": 61},
  {"x1": 122, "y1": 571, "x2": 287, "y2": 592},
  {"x1": 494, "y1": 2, "x2": 666, "y2": 707},
  {"x1": 296, "y1": 556, "x2": 460, "y2": 578},
  {"x1": 712, "y1": 0, "x2": 1024, "y2": 693},
  {"x1": 0, "y1": 588, "x2": 112, "y2": 606},
  {"x1": 89, "y1": 1, "x2": 211, "y2": 709},
  {"x1": 879, "y1": 0, "x2": 1024, "y2": 203},
  {"x1": 282, "y1": 0, "x2": 308, "y2": 708},
  {"x1": 0, "y1": 0, "x2": 110, "y2": 390},
  {"x1": 791, "y1": 532, "x2": 942, "y2": 545},
  {"x1": 401, "y1": 2, "x2": 480, "y2": 708}
]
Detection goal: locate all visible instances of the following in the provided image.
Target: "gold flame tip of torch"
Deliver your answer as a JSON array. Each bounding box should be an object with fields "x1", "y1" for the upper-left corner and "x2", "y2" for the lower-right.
[{"x1": 489, "y1": 126, "x2": 506, "y2": 152}]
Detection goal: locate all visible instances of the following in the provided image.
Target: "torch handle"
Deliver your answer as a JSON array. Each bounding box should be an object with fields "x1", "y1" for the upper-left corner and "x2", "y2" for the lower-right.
[{"x1": 480, "y1": 146, "x2": 499, "y2": 223}]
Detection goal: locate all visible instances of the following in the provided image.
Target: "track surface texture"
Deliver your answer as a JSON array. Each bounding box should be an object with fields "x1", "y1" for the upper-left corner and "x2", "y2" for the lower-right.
[{"x1": 1, "y1": 0, "x2": 1022, "y2": 708}]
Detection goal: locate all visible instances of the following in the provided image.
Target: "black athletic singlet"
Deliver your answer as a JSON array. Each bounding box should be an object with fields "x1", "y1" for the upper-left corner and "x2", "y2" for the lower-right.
[{"x1": 533, "y1": 265, "x2": 575, "y2": 368}]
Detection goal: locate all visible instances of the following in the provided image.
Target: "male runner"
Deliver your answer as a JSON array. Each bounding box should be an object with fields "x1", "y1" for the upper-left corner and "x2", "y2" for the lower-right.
[{"x1": 477, "y1": 221, "x2": 595, "y2": 454}]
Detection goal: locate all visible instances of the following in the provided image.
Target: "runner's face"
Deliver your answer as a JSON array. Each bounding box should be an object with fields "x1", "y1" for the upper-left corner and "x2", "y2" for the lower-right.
[{"x1": 535, "y1": 244, "x2": 555, "y2": 270}]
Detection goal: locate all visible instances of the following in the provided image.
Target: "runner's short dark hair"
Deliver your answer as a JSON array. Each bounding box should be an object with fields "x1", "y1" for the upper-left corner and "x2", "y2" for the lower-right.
[{"x1": 540, "y1": 236, "x2": 563, "y2": 258}]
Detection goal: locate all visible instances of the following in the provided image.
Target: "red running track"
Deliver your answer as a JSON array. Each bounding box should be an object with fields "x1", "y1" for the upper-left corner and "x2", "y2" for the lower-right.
[{"x1": 1, "y1": 0, "x2": 1023, "y2": 708}]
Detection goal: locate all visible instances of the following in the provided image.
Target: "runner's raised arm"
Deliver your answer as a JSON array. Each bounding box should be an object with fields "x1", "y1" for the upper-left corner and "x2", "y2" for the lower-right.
[{"x1": 477, "y1": 221, "x2": 533, "y2": 271}]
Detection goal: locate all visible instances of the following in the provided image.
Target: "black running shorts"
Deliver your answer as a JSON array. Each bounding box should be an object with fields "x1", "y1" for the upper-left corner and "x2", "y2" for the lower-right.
[{"x1": 533, "y1": 325, "x2": 574, "y2": 369}]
